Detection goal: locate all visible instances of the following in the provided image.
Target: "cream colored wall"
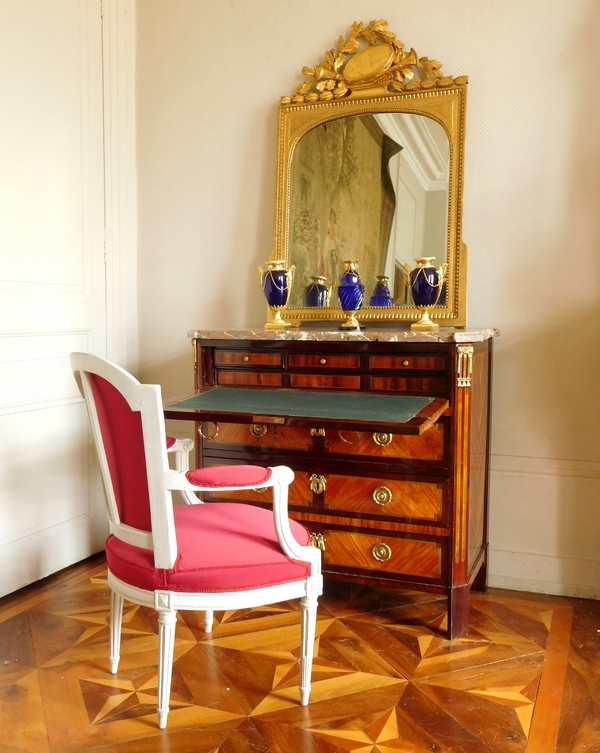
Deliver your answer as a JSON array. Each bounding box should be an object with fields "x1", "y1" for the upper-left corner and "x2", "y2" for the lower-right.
[{"x1": 136, "y1": 0, "x2": 600, "y2": 598}]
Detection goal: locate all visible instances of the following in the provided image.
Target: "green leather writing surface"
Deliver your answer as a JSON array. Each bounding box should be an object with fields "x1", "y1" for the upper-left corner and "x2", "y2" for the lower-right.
[{"x1": 167, "y1": 388, "x2": 433, "y2": 424}]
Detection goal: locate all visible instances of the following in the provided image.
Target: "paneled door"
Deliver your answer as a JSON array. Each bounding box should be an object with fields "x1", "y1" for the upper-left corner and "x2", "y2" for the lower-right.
[{"x1": 0, "y1": 1, "x2": 109, "y2": 595}]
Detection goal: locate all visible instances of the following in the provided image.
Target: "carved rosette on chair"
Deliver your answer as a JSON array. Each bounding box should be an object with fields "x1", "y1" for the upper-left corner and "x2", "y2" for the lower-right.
[
  {"x1": 404, "y1": 257, "x2": 448, "y2": 332},
  {"x1": 337, "y1": 260, "x2": 365, "y2": 329},
  {"x1": 258, "y1": 260, "x2": 295, "y2": 330}
]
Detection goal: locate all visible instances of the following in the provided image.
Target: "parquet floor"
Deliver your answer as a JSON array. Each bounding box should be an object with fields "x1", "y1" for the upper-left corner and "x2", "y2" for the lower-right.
[{"x1": 1, "y1": 555, "x2": 599, "y2": 752}]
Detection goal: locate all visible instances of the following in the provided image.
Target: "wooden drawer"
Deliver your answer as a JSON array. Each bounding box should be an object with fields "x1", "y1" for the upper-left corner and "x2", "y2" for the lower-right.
[
  {"x1": 289, "y1": 374, "x2": 361, "y2": 390},
  {"x1": 217, "y1": 371, "x2": 282, "y2": 387},
  {"x1": 324, "y1": 423, "x2": 445, "y2": 461},
  {"x1": 288, "y1": 353, "x2": 360, "y2": 369},
  {"x1": 323, "y1": 475, "x2": 445, "y2": 522},
  {"x1": 215, "y1": 350, "x2": 282, "y2": 367},
  {"x1": 370, "y1": 375, "x2": 447, "y2": 393},
  {"x1": 203, "y1": 465, "x2": 311, "y2": 507},
  {"x1": 369, "y1": 355, "x2": 446, "y2": 371},
  {"x1": 201, "y1": 422, "x2": 312, "y2": 451},
  {"x1": 323, "y1": 530, "x2": 442, "y2": 579}
]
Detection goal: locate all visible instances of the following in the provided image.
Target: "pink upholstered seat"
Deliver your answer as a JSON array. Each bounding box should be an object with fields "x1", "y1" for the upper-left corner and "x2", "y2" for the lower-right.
[
  {"x1": 106, "y1": 503, "x2": 311, "y2": 592},
  {"x1": 70, "y1": 352, "x2": 322, "y2": 729}
]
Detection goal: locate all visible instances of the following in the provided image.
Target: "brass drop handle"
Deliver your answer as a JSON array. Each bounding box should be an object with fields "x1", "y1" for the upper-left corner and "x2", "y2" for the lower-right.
[
  {"x1": 338, "y1": 430, "x2": 360, "y2": 444},
  {"x1": 372, "y1": 485, "x2": 393, "y2": 506},
  {"x1": 250, "y1": 423, "x2": 268, "y2": 438},
  {"x1": 373, "y1": 433, "x2": 393, "y2": 447},
  {"x1": 371, "y1": 542, "x2": 392, "y2": 562},
  {"x1": 309, "y1": 474, "x2": 327, "y2": 494},
  {"x1": 198, "y1": 422, "x2": 219, "y2": 440},
  {"x1": 252, "y1": 486, "x2": 269, "y2": 494},
  {"x1": 310, "y1": 532, "x2": 326, "y2": 551}
]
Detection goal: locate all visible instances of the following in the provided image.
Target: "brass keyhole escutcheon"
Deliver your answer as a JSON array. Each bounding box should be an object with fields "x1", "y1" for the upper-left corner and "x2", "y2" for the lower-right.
[
  {"x1": 198, "y1": 422, "x2": 219, "y2": 440},
  {"x1": 310, "y1": 428, "x2": 326, "y2": 437},
  {"x1": 250, "y1": 423, "x2": 268, "y2": 438},
  {"x1": 310, "y1": 532, "x2": 326, "y2": 551},
  {"x1": 309, "y1": 474, "x2": 327, "y2": 494},
  {"x1": 371, "y1": 542, "x2": 392, "y2": 562},
  {"x1": 372, "y1": 485, "x2": 392, "y2": 506},
  {"x1": 373, "y1": 433, "x2": 392, "y2": 447}
]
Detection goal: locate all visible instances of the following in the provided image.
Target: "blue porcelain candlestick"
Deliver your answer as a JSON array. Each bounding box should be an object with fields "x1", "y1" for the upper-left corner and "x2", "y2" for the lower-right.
[
  {"x1": 337, "y1": 260, "x2": 365, "y2": 330},
  {"x1": 258, "y1": 260, "x2": 295, "y2": 330},
  {"x1": 403, "y1": 257, "x2": 447, "y2": 331}
]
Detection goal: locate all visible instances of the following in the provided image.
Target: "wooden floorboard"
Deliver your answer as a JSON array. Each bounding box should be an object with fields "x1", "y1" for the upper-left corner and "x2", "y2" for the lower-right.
[{"x1": 0, "y1": 556, "x2": 597, "y2": 752}]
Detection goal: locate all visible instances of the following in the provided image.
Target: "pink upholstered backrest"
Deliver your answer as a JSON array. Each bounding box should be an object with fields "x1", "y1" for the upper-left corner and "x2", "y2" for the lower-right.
[{"x1": 88, "y1": 373, "x2": 153, "y2": 532}]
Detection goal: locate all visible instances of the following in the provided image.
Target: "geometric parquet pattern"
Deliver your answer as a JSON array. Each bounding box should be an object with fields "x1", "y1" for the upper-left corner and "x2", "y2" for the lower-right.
[{"x1": 0, "y1": 555, "x2": 588, "y2": 752}]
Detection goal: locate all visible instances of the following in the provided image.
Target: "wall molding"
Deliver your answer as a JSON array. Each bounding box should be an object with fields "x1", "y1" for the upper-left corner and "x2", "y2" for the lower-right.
[{"x1": 101, "y1": 0, "x2": 137, "y2": 371}]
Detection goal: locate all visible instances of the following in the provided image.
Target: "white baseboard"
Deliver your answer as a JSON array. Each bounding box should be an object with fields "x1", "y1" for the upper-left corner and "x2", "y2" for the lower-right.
[{"x1": 0, "y1": 515, "x2": 102, "y2": 598}]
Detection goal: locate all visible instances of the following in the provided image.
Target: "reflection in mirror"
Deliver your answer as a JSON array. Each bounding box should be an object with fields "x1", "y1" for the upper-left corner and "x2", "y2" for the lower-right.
[{"x1": 287, "y1": 113, "x2": 449, "y2": 309}]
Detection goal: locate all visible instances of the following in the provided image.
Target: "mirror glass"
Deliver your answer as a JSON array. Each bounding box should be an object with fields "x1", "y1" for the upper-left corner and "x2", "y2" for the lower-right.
[{"x1": 287, "y1": 112, "x2": 449, "y2": 309}]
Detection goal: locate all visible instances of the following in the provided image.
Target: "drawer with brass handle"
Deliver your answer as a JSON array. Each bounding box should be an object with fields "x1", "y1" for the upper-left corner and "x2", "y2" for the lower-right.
[
  {"x1": 202, "y1": 463, "x2": 311, "y2": 506},
  {"x1": 201, "y1": 422, "x2": 312, "y2": 451},
  {"x1": 215, "y1": 350, "x2": 282, "y2": 367},
  {"x1": 326, "y1": 423, "x2": 446, "y2": 462},
  {"x1": 322, "y1": 529, "x2": 443, "y2": 579},
  {"x1": 323, "y1": 474, "x2": 446, "y2": 523}
]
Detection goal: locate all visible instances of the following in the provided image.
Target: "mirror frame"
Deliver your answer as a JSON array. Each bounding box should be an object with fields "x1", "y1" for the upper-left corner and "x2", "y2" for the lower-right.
[{"x1": 269, "y1": 20, "x2": 468, "y2": 328}]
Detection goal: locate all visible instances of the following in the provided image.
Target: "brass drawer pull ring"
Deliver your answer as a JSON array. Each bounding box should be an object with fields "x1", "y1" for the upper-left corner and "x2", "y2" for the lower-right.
[
  {"x1": 199, "y1": 422, "x2": 219, "y2": 440},
  {"x1": 250, "y1": 423, "x2": 268, "y2": 438},
  {"x1": 310, "y1": 532, "x2": 326, "y2": 551},
  {"x1": 309, "y1": 474, "x2": 327, "y2": 494},
  {"x1": 372, "y1": 485, "x2": 392, "y2": 506},
  {"x1": 373, "y1": 433, "x2": 392, "y2": 447},
  {"x1": 371, "y1": 542, "x2": 392, "y2": 562}
]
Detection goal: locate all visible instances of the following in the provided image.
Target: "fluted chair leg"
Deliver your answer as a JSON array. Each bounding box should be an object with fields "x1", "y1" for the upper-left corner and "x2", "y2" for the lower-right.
[
  {"x1": 109, "y1": 591, "x2": 124, "y2": 674},
  {"x1": 299, "y1": 594, "x2": 318, "y2": 705},
  {"x1": 203, "y1": 609, "x2": 214, "y2": 633},
  {"x1": 157, "y1": 610, "x2": 177, "y2": 729}
]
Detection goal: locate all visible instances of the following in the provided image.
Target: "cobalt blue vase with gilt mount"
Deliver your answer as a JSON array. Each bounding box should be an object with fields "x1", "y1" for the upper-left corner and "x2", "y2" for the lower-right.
[
  {"x1": 403, "y1": 257, "x2": 447, "y2": 332},
  {"x1": 304, "y1": 275, "x2": 330, "y2": 308},
  {"x1": 369, "y1": 275, "x2": 393, "y2": 307},
  {"x1": 337, "y1": 260, "x2": 365, "y2": 329},
  {"x1": 257, "y1": 260, "x2": 295, "y2": 330}
]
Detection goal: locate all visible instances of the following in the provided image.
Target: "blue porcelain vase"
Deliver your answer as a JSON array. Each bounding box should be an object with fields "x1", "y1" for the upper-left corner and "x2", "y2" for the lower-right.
[
  {"x1": 304, "y1": 275, "x2": 330, "y2": 308},
  {"x1": 403, "y1": 257, "x2": 447, "y2": 332},
  {"x1": 257, "y1": 260, "x2": 295, "y2": 330},
  {"x1": 369, "y1": 275, "x2": 393, "y2": 307},
  {"x1": 337, "y1": 261, "x2": 365, "y2": 329}
]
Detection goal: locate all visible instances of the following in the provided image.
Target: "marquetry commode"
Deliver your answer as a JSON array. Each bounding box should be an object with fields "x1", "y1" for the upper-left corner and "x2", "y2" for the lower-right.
[{"x1": 166, "y1": 328, "x2": 496, "y2": 639}]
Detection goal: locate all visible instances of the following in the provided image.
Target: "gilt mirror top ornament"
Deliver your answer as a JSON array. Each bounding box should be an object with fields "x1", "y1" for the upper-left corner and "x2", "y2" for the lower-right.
[
  {"x1": 271, "y1": 20, "x2": 469, "y2": 330},
  {"x1": 280, "y1": 19, "x2": 468, "y2": 105}
]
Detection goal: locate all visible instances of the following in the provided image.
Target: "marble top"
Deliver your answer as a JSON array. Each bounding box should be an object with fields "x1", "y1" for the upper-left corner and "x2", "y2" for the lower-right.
[{"x1": 188, "y1": 327, "x2": 499, "y2": 343}]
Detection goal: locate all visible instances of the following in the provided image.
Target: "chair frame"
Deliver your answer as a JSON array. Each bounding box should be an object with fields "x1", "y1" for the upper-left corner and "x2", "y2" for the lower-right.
[{"x1": 71, "y1": 352, "x2": 322, "y2": 729}]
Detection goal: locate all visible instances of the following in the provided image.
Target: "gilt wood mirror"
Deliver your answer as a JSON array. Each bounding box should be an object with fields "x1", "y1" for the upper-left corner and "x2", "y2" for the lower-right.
[{"x1": 269, "y1": 20, "x2": 468, "y2": 328}]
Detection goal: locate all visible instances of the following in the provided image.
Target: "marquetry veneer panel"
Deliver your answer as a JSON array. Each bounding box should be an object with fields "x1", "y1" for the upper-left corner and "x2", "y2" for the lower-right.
[
  {"x1": 288, "y1": 353, "x2": 360, "y2": 369},
  {"x1": 370, "y1": 376, "x2": 447, "y2": 393},
  {"x1": 323, "y1": 530, "x2": 442, "y2": 578},
  {"x1": 289, "y1": 374, "x2": 361, "y2": 389}
]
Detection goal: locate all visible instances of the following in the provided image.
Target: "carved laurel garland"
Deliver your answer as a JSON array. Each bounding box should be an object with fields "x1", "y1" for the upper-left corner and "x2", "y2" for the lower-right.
[{"x1": 281, "y1": 20, "x2": 467, "y2": 105}]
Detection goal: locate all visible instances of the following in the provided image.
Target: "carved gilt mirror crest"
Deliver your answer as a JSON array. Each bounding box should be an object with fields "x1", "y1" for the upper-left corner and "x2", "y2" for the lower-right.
[{"x1": 269, "y1": 20, "x2": 468, "y2": 328}]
